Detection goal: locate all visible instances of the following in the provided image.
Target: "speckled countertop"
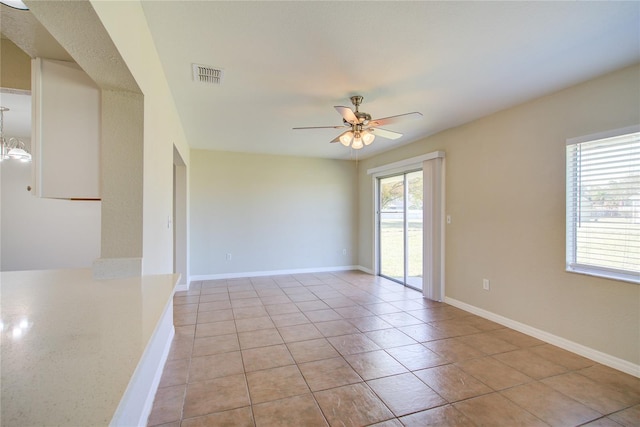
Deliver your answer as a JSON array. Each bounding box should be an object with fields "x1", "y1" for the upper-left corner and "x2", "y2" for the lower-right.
[{"x1": 0, "y1": 269, "x2": 177, "y2": 427}]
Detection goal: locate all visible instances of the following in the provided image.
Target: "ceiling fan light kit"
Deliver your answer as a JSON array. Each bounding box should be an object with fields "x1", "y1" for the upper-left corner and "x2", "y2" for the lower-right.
[
  {"x1": 339, "y1": 129, "x2": 375, "y2": 149},
  {"x1": 293, "y1": 95, "x2": 422, "y2": 150}
]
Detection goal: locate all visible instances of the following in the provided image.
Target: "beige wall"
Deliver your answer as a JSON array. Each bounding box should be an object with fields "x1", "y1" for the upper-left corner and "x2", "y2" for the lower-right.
[
  {"x1": 190, "y1": 150, "x2": 357, "y2": 277},
  {"x1": 358, "y1": 64, "x2": 640, "y2": 366},
  {"x1": 0, "y1": 39, "x2": 31, "y2": 90}
]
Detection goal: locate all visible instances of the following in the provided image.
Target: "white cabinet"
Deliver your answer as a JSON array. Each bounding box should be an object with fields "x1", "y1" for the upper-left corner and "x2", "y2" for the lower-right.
[{"x1": 31, "y1": 58, "x2": 100, "y2": 199}]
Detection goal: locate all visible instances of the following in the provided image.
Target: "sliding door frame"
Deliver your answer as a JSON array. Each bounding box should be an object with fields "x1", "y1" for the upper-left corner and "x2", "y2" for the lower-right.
[
  {"x1": 377, "y1": 170, "x2": 422, "y2": 290},
  {"x1": 369, "y1": 151, "x2": 446, "y2": 300}
]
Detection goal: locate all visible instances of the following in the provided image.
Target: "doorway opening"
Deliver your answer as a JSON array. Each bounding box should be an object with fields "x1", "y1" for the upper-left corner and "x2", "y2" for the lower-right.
[{"x1": 173, "y1": 146, "x2": 188, "y2": 287}]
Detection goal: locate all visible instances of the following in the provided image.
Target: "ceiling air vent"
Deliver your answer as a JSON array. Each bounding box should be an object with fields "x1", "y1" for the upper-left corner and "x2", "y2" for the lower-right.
[{"x1": 192, "y1": 64, "x2": 223, "y2": 85}]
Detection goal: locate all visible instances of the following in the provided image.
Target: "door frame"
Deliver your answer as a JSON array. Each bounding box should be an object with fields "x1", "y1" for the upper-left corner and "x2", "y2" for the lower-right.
[
  {"x1": 369, "y1": 151, "x2": 446, "y2": 300},
  {"x1": 173, "y1": 146, "x2": 188, "y2": 287}
]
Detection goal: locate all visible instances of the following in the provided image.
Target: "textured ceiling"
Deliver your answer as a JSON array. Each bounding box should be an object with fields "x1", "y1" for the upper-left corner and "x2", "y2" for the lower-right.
[
  {"x1": 0, "y1": 2, "x2": 71, "y2": 62},
  {"x1": 141, "y1": 1, "x2": 640, "y2": 160}
]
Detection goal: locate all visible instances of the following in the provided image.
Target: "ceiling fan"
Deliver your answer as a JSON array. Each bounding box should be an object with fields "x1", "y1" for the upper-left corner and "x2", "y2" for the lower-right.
[{"x1": 293, "y1": 95, "x2": 422, "y2": 150}]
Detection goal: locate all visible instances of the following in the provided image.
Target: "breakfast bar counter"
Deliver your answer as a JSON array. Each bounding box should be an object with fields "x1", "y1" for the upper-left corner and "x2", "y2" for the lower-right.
[{"x1": 1, "y1": 269, "x2": 178, "y2": 426}]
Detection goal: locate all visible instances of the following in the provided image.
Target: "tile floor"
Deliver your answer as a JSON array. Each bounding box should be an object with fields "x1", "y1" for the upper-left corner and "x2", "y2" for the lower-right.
[{"x1": 147, "y1": 271, "x2": 640, "y2": 427}]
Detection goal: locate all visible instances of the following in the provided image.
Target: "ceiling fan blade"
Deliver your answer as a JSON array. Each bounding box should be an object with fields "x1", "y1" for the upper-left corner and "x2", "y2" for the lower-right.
[
  {"x1": 334, "y1": 106, "x2": 359, "y2": 125},
  {"x1": 369, "y1": 112, "x2": 423, "y2": 127},
  {"x1": 293, "y1": 125, "x2": 348, "y2": 130},
  {"x1": 369, "y1": 127, "x2": 403, "y2": 140},
  {"x1": 330, "y1": 130, "x2": 352, "y2": 143}
]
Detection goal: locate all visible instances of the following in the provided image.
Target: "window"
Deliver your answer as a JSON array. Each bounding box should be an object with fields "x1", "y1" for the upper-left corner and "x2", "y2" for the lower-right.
[{"x1": 566, "y1": 126, "x2": 640, "y2": 283}]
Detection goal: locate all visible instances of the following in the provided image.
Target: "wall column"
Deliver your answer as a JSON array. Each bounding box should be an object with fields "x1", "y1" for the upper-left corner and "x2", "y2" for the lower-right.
[{"x1": 93, "y1": 90, "x2": 144, "y2": 278}]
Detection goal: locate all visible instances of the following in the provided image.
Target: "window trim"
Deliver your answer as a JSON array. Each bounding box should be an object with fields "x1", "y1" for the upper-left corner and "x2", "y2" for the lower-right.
[{"x1": 566, "y1": 124, "x2": 640, "y2": 285}]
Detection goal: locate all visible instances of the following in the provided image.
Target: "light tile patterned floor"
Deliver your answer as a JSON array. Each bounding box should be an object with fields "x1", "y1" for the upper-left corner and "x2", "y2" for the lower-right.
[{"x1": 147, "y1": 271, "x2": 640, "y2": 426}]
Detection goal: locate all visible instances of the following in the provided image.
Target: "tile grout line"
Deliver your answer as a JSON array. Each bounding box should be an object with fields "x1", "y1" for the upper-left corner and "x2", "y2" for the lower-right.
[{"x1": 230, "y1": 283, "x2": 258, "y2": 427}]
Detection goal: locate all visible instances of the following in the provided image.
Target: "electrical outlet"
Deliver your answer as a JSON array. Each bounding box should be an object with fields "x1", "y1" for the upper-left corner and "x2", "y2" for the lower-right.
[
  {"x1": 342, "y1": 248, "x2": 347, "y2": 256},
  {"x1": 483, "y1": 279, "x2": 490, "y2": 290},
  {"x1": 226, "y1": 253, "x2": 232, "y2": 261},
  {"x1": 446, "y1": 215, "x2": 451, "y2": 224}
]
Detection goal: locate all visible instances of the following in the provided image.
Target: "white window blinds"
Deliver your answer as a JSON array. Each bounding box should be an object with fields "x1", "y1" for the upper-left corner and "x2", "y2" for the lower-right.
[{"x1": 566, "y1": 128, "x2": 640, "y2": 283}]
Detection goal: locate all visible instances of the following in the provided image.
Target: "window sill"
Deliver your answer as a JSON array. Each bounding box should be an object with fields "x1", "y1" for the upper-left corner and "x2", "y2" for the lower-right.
[{"x1": 566, "y1": 265, "x2": 640, "y2": 285}]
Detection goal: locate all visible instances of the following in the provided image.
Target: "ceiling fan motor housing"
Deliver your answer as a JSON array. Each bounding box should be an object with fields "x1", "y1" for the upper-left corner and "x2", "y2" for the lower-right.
[
  {"x1": 343, "y1": 111, "x2": 371, "y2": 126},
  {"x1": 349, "y1": 96, "x2": 371, "y2": 125}
]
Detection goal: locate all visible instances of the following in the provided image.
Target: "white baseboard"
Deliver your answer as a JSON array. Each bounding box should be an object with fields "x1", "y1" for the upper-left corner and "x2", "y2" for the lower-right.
[
  {"x1": 357, "y1": 265, "x2": 375, "y2": 275},
  {"x1": 189, "y1": 265, "x2": 362, "y2": 283},
  {"x1": 445, "y1": 297, "x2": 640, "y2": 378},
  {"x1": 174, "y1": 283, "x2": 189, "y2": 292}
]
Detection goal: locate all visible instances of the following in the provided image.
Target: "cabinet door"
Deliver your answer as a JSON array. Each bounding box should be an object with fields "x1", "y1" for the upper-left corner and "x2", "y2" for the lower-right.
[{"x1": 32, "y1": 58, "x2": 100, "y2": 199}]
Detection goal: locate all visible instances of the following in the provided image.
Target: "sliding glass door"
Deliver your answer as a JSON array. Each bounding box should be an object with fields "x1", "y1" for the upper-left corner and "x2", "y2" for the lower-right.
[
  {"x1": 378, "y1": 170, "x2": 423, "y2": 290},
  {"x1": 379, "y1": 174, "x2": 405, "y2": 283}
]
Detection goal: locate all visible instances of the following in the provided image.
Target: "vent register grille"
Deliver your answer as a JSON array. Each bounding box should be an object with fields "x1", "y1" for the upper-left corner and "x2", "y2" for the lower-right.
[{"x1": 192, "y1": 64, "x2": 223, "y2": 85}]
